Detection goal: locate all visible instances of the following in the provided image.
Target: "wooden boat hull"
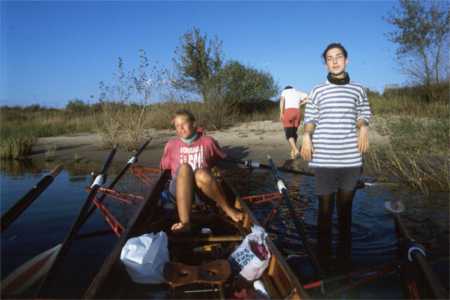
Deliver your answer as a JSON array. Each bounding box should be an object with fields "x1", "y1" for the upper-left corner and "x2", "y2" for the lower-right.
[{"x1": 84, "y1": 169, "x2": 309, "y2": 299}]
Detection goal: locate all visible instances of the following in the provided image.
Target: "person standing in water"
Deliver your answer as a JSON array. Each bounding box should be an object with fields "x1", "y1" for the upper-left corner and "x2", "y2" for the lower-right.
[
  {"x1": 301, "y1": 43, "x2": 372, "y2": 272},
  {"x1": 279, "y1": 86, "x2": 308, "y2": 159}
]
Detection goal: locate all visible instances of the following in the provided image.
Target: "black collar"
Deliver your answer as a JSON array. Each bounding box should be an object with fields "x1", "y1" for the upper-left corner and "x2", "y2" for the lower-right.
[{"x1": 327, "y1": 72, "x2": 350, "y2": 85}]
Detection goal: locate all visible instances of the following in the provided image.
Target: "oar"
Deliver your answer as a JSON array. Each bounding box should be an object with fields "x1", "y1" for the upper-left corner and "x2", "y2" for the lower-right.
[
  {"x1": 1, "y1": 164, "x2": 63, "y2": 233},
  {"x1": 385, "y1": 199, "x2": 447, "y2": 299},
  {"x1": 228, "y1": 158, "x2": 389, "y2": 190},
  {"x1": 1, "y1": 243, "x2": 62, "y2": 296},
  {"x1": 36, "y1": 146, "x2": 117, "y2": 296},
  {"x1": 266, "y1": 155, "x2": 324, "y2": 279},
  {"x1": 225, "y1": 158, "x2": 315, "y2": 177},
  {"x1": 79, "y1": 138, "x2": 152, "y2": 225}
]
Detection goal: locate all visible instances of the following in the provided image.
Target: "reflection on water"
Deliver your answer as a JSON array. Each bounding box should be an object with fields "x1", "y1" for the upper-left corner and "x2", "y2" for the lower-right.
[
  {"x1": 0, "y1": 159, "x2": 141, "y2": 285},
  {"x1": 238, "y1": 166, "x2": 448, "y2": 296},
  {"x1": 247, "y1": 170, "x2": 398, "y2": 267},
  {"x1": 1, "y1": 160, "x2": 448, "y2": 297}
]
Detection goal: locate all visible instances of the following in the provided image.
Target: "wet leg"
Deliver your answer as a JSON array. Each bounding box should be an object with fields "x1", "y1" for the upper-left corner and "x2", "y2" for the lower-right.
[
  {"x1": 317, "y1": 194, "x2": 335, "y2": 271},
  {"x1": 336, "y1": 189, "x2": 355, "y2": 272}
]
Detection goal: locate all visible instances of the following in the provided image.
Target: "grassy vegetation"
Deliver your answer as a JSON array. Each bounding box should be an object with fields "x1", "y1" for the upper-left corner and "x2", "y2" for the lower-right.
[
  {"x1": 365, "y1": 87, "x2": 449, "y2": 194},
  {"x1": 0, "y1": 106, "x2": 97, "y2": 159},
  {"x1": 1, "y1": 83, "x2": 448, "y2": 195}
]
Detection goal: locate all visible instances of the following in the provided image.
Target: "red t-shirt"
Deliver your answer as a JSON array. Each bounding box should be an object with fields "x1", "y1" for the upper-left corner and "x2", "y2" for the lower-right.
[{"x1": 160, "y1": 135, "x2": 226, "y2": 177}]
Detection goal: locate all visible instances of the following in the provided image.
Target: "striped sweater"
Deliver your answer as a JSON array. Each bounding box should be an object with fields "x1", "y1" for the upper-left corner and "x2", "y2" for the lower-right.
[{"x1": 304, "y1": 81, "x2": 372, "y2": 168}]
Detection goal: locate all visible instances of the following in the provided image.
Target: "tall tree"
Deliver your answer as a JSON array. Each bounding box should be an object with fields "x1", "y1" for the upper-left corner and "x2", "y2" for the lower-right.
[
  {"x1": 386, "y1": 0, "x2": 449, "y2": 100},
  {"x1": 218, "y1": 61, "x2": 278, "y2": 104},
  {"x1": 172, "y1": 28, "x2": 223, "y2": 102}
]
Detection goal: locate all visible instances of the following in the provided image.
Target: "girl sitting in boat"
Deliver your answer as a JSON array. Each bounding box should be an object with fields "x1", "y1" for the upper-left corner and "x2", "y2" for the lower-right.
[{"x1": 160, "y1": 109, "x2": 243, "y2": 233}]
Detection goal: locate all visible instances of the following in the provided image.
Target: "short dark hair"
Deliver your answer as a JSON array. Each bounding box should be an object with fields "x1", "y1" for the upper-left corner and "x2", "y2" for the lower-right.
[
  {"x1": 174, "y1": 109, "x2": 196, "y2": 123},
  {"x1": 284, "y1": 85, "x2": 293, "y2": 90},
  {"x1": 322, "y1": 43, "x2": 348, "y2": 62}
]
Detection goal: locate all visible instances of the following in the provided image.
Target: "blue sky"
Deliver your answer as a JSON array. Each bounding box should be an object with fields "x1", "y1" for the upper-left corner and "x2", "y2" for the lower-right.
[{"x1": 1, "y1": 1, "x2": 405, "y2": 108}]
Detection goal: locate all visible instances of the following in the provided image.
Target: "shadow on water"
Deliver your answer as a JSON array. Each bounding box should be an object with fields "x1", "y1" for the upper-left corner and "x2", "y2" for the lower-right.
[
  {"x1": 235, "y1": 157, "x2": 448, "y2": 298},
  {"x1": 1, "y1": 157, "x2": 448, "y2": 298},
  {"x1": 0, "y1": 158, "x2": 148, "y2": 297}
]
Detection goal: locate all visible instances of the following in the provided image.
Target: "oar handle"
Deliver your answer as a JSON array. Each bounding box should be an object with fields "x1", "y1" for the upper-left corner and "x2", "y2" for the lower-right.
[
  {"x1": 49, "y1": 164, "x2": 63, "y2": 178},
  {"x1": 99, "y1": 146, "x2": 117, "y2": 176},
  {"x1": 134, "y1": 138, "x2": 152, "y2": 158},
  {"x1": 226, "y1": 158, "x2": 315, "y2": 176}
]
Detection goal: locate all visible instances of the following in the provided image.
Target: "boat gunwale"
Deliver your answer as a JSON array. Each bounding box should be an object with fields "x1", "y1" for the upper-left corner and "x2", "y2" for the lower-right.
[
  {"x1": 84, "y1": 168, "x2": 310, "y2": 299},
  {"x1": 84, "y1": 170, "x2": 170, "y2": 299}
]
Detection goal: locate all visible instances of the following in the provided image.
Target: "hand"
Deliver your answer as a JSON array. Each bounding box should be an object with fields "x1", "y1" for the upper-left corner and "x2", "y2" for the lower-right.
[
  {"x1": 300, "y1": 97, "x2": 309, "y2": 106},
  {"x1": 279, "y1": 114, "x2": 284, "y2": 122},
  {"x1": 358, "y1": 125, "x2": 369, "y2": 153},
  {"x1": 300, "y1": 134, "x2": 314, "y2": 161}
]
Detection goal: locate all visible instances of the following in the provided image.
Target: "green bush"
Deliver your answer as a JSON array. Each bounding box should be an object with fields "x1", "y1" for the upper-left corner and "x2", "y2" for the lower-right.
[{"x1": 0, "y1": 135, "x2": 37, "y2": 159}]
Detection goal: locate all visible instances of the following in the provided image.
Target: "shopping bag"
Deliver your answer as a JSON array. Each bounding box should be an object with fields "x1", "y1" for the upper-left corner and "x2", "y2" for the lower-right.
[
  {"x1": 229, "y1": 225, "x2": 271, "y2": 281},
  {"x1": 120, "y1": 231, "x2": 169, "y2": 284}
]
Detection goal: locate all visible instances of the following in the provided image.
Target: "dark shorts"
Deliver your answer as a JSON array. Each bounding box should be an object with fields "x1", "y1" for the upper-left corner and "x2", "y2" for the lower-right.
[
  {"x1": 284, "y1": 127, "x2": 298, "y2": 141},
  {"x1": 314, "y1": 167, "x2": 361, "y2": 196},
  {"x1": 168, "y1": 175, "x2": 202, "y2": 205}
]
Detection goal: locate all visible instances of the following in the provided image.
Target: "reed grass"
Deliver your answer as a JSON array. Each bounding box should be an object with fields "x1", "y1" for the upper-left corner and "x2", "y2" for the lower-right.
[
  {"x1": 0, "y1": 107, "x2": 97, "y2": 159},
  {"x1": 0, "y1": 135, "x2": 37, "y2": 160},
  {"x1": 367, "y1": 110, "x2": 449, "y2": 193},
  {"x1": 370, "y1": 93, "x2": 448, "y2": 118},
  {"x1": 1, "y1": 90, "x2": 448, "y2": 195}
]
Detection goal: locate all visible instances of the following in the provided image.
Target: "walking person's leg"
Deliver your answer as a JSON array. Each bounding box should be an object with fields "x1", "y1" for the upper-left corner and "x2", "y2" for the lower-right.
[{"x1": 285, "y1": 127, "x2": 300, "y2": 159}]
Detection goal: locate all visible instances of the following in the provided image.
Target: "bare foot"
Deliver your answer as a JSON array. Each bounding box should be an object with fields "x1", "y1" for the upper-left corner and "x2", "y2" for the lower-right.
[
  {"x1": 171, "y1": 222, "x2": 191, "y2": 233},
  {"x1": 224, "y1": 207, "x2": 244, "y2": 223},
  {"x1": 291, "y1": 149, "x2": 300, "y2": 159}
]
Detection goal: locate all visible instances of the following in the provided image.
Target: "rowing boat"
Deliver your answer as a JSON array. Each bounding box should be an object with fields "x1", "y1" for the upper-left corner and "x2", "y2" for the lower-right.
[
  {"x1": 3, "y1": 151, "x2": 447, "y2": 299},
  {"x1": 83, "y1": 165, "x2": 309, "y2": 299}
]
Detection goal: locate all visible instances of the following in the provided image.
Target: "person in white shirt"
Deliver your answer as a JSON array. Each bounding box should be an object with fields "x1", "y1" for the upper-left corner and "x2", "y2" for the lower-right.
[{"x1": 279, "y1": 86, "x2": 308, "y2": 159}]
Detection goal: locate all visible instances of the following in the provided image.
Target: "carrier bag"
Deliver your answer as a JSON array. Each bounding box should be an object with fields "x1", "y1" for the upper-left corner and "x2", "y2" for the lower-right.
[
  {"x1": 120, "y1": 231, "x2": 169, "y2": 284},
  {"x1": 229, "y1": 225, "x2": 271, "y2": 281}
]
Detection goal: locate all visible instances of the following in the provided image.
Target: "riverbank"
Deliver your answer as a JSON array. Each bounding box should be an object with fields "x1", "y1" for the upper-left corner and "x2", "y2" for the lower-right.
[
  {"x1": 4, "y1": 120, "x2": 448, "y2": 261},
  {"x1": 30, "y1": 120, "x2": 390, "y2": 168},
  {"x1": 1, "y1": 119, "x2": 448, "y2": 294}
]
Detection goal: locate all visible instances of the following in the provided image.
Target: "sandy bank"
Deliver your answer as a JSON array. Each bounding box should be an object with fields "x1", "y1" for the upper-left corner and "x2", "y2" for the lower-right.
[{"x1": 31, "y1": 120, "x2": 389, "y2": 169}]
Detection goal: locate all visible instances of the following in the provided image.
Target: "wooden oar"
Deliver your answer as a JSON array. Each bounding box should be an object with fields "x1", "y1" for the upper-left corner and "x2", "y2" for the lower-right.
[
  {"x1": 226, "y1": 158, "x2": 315, "y2": 177},
  {"x1": 78, "y1": 138, "x2": 152, "y2": 226},
  {"x1": 1, "y1": 164, "x2": 63, "y2": 233},
  {"x1": 385, "y1": 199, "x2": 447, "y2": 299},
  {"x1": 169, "y1": 235, "x2": 243, "y2": 243},
  {"x1": 228, "y1": 158, "x2": 382, "y2": 190},
  {"x1": 266, "y1": 155, "x2": 324, "y2": 279},
  {"x1": 1, "y1": 244, "x2": 62, "y2": 296},
  {"x1": 36, "y1": 146, "x2": 117, "y2": 297}
]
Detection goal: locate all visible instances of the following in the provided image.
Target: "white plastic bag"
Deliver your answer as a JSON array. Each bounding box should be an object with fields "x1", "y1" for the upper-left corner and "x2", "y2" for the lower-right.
[
  {"x1": 229, "y1": 225, "x2": 271, "y2": 281},
  {"x1": 120, "y1": 231, "x2": 169, "y2": 284}
]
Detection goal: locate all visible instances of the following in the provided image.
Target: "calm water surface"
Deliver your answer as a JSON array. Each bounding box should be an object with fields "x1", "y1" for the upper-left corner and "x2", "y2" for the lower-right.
[{"x1": 1, "y1": 161, "x2": 447, "y2": 298}]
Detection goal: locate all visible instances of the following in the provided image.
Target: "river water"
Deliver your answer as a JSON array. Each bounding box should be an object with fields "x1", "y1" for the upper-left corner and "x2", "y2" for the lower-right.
[{"x1": 1, "y1": 160, "x2": 448, "y2": 298}]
